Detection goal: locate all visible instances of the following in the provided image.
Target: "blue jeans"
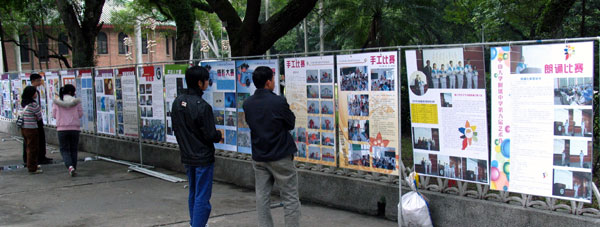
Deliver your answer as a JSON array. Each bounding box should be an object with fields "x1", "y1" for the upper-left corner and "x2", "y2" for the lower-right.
[
  {"x1": 58, "y1": 130, "x2": 80, "y2": 169},
  {"x1": 186, "y1": 164, "x2": 214, "y2": 227}
]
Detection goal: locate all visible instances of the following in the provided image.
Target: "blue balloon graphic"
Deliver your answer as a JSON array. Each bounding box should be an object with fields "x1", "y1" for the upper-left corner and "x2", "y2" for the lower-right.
[
  {"x1": 490, "y1": 48, "x2": 498, "y2": 60},
  {"x1": 501, "y1": 139, "x2": 510, "y2": 158},
  {"x1": 501, "y1": 46, "x2": 510, "y2": 51},
  {"x1": 491, "y1": 160, "x2": 498, "y2": 168}
]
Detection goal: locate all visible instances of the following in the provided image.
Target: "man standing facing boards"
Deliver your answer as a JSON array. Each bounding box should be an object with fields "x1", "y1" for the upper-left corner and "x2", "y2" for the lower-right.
[
  {"x1": 243, "y1": 66, "x2": 301, "y2": 227},
  {"x1": 171, "y1": 66, "x2": 222, "y2": 227}
]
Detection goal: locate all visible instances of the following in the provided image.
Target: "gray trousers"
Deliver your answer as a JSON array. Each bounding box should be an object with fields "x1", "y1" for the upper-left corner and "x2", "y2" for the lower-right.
[{"x1": 253, "y1": 154, "x2": 301, "y2": 227}]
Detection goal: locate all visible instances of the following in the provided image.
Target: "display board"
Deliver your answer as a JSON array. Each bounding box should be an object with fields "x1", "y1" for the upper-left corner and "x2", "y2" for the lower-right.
[
  {"x1": 336, "y1": 52, "x2": 399, "y2": 175},
  {"x1": 12, "y1": 73, "x2": 28, "y2": 118},
  {"x1": 405, "y1": 47, "x2": 490, "y2": 184},
  {"x1": 76, "y1": 69, "x2": 95, "y2": 132},
  {"x1": 95, "y1": 69, "x2": 116, "y2": 135},
  {"x1": 201, "y1": 61, "x2": 237, "y2": 152},
  {"x1": 138, "y1": 65, "x2": 165, "y2": 142},
  {"x1": 235, "y1": 59, "x2": 280, "y2": 154},
  {"x1": 165, "y1": 64, "x2": 188, "y2": 143},
  {"x1": 0, "y1": 74, "x2": 12, "y2": 119},
  {"x1": 116, "y1": 67, "x2": 139, "y2": 137},
  {"x1": 285, "y1": 56, "x2": 337, "y2": 166},
  {"x1": 490, "y1": 42, "x2": 594, "y2": 202}
]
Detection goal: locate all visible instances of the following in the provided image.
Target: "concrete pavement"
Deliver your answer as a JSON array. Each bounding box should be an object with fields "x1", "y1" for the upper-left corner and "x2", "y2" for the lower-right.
[{"x1": 0, "y1": 133, "x2": 396, "y2": 226}]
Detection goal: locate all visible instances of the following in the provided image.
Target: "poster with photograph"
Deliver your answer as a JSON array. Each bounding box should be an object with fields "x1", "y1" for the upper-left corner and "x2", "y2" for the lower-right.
[
  {"x1": 490, "y1": 42, "x2": 594, "y2": 202},
  {"x1": 44, "y1": 71, "x2": 60, "y2": 125},
  {"x1": 405, "y1": 47, "x2": 489, "y2": 184},
  {"x1": 0, "y1": 74, "x2": 13, "y2": 119},
  {"x1": 60, "y1": 70, "x2": 76, "y2": 86},
  {"x1": 95, "y1": 69, "x2": 116, "y2": 135},
  {"x1": 116, "y1": 67, "x2": 138, "y2": 137},
  {"x1": 285, "y1": 56, "x2": 337, "y2": 166},
  {"x1": 12, "y1": 73, "x2": 27, "y2": 118},
  {"x1": 235, "y1": 59, "x2": 280, "y2": 154},
  {"x1": 165, "y1": 64, "x2": 188, "y2": 144},
  {"x1": 138, "y1": 65, "x2": 165, "y2": 142},
  {"x1": 76, "y1": 69, "x2": 95, "y2": 132},
  {"x1": 201, "y1": 61, "x2": 237, "y2": 152},
  {"x1": 337, "y1": 52, "x2": 399, "y2": 175}
]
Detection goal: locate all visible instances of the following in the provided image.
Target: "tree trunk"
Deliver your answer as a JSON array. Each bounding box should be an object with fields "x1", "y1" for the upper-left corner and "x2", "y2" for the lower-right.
[
  {"x1": 56, "y1": 0, "x2": 105, "y2": 68},
  {"x1": 168, "y1": 1, "x2": 195, "y2": 61},
  {"x1": 0, "y1": 19, "x2": 8, "y2": 72}
]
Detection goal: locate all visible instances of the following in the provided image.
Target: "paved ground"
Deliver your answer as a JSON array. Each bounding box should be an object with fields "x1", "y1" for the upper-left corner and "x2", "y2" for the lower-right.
[{"x1": 0, "y1": 133, "x2": 397, "y2": 226}]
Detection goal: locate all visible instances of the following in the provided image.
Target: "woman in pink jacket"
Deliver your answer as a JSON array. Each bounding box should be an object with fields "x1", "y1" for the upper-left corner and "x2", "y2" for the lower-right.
[{"x1": 52, "y1": 84, "x2": 83, "y2": 176}]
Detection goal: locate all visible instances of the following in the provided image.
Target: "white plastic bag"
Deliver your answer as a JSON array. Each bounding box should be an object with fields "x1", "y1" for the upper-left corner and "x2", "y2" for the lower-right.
[{"x1": 401, "y1": 172, "x2": 433, "y2": 227}]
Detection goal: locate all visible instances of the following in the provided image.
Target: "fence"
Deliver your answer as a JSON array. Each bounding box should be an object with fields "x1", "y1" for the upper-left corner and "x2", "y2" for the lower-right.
[{"x1": 1, "y1": 37, "x2": 599, "y2": 219}]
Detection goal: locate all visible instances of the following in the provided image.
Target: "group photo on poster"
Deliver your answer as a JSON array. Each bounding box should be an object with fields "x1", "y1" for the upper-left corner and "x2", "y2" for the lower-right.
[
  {"x1": 201, "y1": 61, "x2": 237, "y2": 152},
  {"x1": 285, "y1": 56, "x2": 337, "y2": 166},
  {"x1": 405, "y1": 47, "x2": 489, "y2": 184},
  {"x1": 490, "y1": 41, "x2": 594, "y2": 202},
  {"x1": 337, "y1": 52, "x2": 399, "y2": 174}
]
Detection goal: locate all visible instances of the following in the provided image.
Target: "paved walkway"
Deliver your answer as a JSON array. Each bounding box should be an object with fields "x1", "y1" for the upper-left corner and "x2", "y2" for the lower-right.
[{"x1": 0, "y1": 133, "x2": 396, "y2": 226}]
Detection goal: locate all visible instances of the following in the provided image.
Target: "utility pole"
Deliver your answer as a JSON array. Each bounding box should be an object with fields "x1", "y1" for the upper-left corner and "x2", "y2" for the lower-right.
[
  {"x1": 13, "y1": 34, "x2": 22, "y2": 72},
  {"x1": 319, "y1": 0, "x2": 324, "y2": 55},
  {"x1": 265, "y1": 0, "x2": 270, "y2": 58},
  {"x1": 303, "y1": 19, "x2": 308, "y2": 55},
  {"x1": 135, "y1": 20, "x2": 143, "y2": 65}
]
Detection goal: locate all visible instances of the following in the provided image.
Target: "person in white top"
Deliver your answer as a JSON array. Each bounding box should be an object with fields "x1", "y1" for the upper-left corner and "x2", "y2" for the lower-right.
[
  {"x1": 472, "y1": 65, "x2": 479, "y2": 89},
  {"x1": 579, "y1": 150, "x2": 584, "y2": 168},
  {"x1": 447, "y1": 61, "x2": 455, "y2": 89},
  {"x1": 440, "y1": 64, "x2": 447, "y2": 88},
  {"x1": 456, "y1": 61, "x2": 464, "y2": 88},
  {"x1": 465, "y1": 60, "x2": 473, "y2": 89},
  {"x1": 432, "y1": 63, "x2": 439, "y2": 88}
]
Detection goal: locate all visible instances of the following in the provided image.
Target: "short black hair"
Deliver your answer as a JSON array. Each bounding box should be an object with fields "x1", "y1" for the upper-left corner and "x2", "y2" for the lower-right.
[
  {"x1": 185, "y1": 66, "x2": 210, "y2": 89},
  {"x1": 240, "y1": 63, "x2": 249, "y2": 69},
  {"x1": 30, "y1": 73, "x2": 42, "y2": 81},
  {"x1": 252, "y1": 66, "x2": 273, "y2": 89}
]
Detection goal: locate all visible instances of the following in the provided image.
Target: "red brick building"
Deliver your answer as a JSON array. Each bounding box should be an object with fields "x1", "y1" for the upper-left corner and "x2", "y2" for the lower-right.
[{"x1": 3, "y1": 2, "x2": 176, "y2": 72}]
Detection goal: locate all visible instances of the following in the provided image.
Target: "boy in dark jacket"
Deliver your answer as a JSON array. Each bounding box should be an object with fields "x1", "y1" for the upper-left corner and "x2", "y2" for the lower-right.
[{"x1": 172, "y1": 66, "x2": 222, "y2": 227}]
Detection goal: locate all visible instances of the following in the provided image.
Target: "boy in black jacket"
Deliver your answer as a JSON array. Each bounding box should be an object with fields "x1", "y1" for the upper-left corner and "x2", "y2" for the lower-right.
[{"x1": 172, "y1": 66, "x2": 222, "y2": 227}]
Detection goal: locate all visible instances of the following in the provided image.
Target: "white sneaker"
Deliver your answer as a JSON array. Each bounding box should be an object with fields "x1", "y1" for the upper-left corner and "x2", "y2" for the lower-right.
[{"x1": 68, "y1": 166, "x2": 76, "y2": 177}]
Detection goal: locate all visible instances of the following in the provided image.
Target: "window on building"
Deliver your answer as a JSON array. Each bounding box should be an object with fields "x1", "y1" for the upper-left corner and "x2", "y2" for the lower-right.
[
  {"x1": 118, "y1": 32, "x2": 128, "y2": 54},
  {"x1": 172, "y1": 37, "x2": 176, "y2": 57},
  {"x1": 20, "y1": 35, "x2": 30, "y2": 63},
  {"x1": 58, "y1": 33, "x2": 69, "y2": 55},
  {"x1": 142, "y1": 36, "x2": 148, "y2": 54},
  {"x1": 166, "y1": 36, "x2": 169, "y2": 55},
  {"x1": 97, "y1": 32, "x2": 108, "y2": 54},
  {"x1": 38, "y1": 37, "x2": 49, "y2": 62}
]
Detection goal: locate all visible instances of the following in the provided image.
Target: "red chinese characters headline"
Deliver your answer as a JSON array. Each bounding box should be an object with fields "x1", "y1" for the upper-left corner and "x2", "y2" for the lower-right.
[
  {"x1": 370, "y1": 55, "x2": 395, "y2": 65},
  {"x1": 544, "y1": 63, "x2": 583, "y2": 74},
  {"x1": 286, "y1": 60, "x2": 306, "y2": 68},
  {"x1": 496, "y1": 63, "x2": 504, "y2": 142}
]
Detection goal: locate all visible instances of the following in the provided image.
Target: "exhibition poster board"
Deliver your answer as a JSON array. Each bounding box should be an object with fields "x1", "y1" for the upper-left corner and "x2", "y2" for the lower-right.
[
  {"x1": 235, "y1": 59, "x2": 280, "y2": 154},
  {"x1": 0, "y1": 74, "x2": 12, "y2": 119},
  {"x1": 284, "y1": 56, "x2": 337, "y2": 166},
  {"x1": 201, "y1": 61, "x2": 238, "y2": 152},
  {"x1": 165, "y1": 64, "x2": 187, "y2": 143},
  {"x1": 405, "y1": 47, "x2": 490, "y2": 184},
  {"x1": 490, "y1": 42, "x2": 594, "y2": 202},
  {"x1": 76, "y1": 69, "x2": 95, "y2": 132},
  {"x1": 337, "y1": 52, "x2": 400, "y2": 175},
  {"x1": 138, "y1": 65, "x2": 166, "y2": 142},
  {"x1": 116, "y1": 67, "x2": 139, "y2": 137},
  {"x1": 95, "y1": 69, "x2": 116, "y2": 135}
]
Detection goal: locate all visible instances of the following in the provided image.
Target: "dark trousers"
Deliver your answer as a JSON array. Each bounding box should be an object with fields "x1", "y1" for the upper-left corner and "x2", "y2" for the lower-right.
[
  {"x1": 58, "y1": 130, "x2": 80, "y2": 169},
  {"x1": 186, "y1": 164, "x2": 214, "y2": 227},
  {"x1": 21, "y1": 128, "x2": 39, "y2": 172},
  {"x1": 22, "y1": 120, "x2": 47, "y2": 163}
]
